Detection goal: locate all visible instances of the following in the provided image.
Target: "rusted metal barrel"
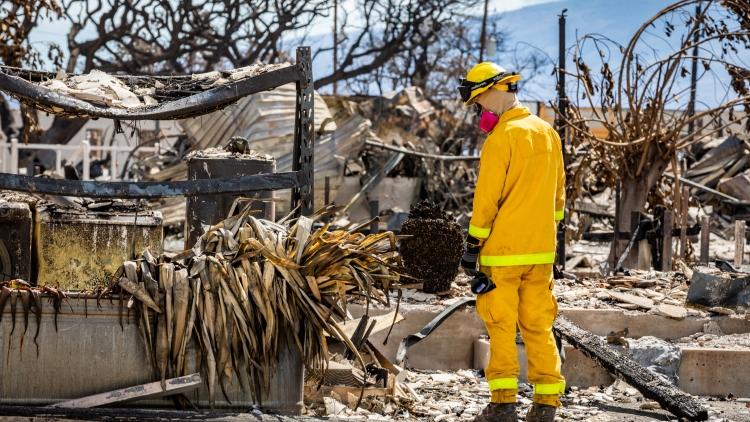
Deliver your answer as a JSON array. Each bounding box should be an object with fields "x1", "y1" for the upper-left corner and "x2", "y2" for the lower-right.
[{"x1": 185, "y1": 154, "x2": 276, "y2": 250}]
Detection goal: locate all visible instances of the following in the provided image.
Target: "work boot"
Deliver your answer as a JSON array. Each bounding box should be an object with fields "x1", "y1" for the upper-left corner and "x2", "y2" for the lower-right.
[
  {"x1": 525, "y1": 403, "x2": 557, "y2": 422},
  {"x1": 473, "y1": 402, "x2": 518, "y2": 422}
]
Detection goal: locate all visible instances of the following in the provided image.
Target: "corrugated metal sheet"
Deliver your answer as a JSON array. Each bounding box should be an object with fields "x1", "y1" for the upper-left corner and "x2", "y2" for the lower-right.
[
  {"x1": 152, "y1": 84, "x2": 333, "y2": 184},
  {"x1": 155, "y1": 88, "x2": 375, "y2": 220},
  {"x1": 180, "y1": 83, "x2": 333, "y2": 151}
]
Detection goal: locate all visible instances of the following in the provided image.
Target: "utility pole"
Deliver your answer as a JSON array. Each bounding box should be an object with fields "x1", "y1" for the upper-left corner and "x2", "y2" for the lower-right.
[
  {"x1": 688, "y1": 5, "x2": 701, "y2": 135},
  {"x1": 333, "y1": 0, "x2": 338, "y2": 95},
  {"x1": 557, "y1": 8, "x2": 568, "y2": 269},
  {"x1": 557, "y1": 9, "x2": 567, "y2": 151},
  {"x1": 479, "y1": 0, "x2": 489, "y2": 62}
]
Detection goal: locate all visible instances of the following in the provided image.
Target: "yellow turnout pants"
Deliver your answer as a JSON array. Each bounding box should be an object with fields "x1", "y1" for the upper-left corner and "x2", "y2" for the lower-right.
[{"x1": 477, "y1": 264, "x2": 565, "y2": 406}]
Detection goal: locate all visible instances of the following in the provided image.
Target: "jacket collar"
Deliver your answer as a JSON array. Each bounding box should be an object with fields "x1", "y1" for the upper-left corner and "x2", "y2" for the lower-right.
[{"x1": 497, "y1": 106, "x2": 531, "y2": 126}]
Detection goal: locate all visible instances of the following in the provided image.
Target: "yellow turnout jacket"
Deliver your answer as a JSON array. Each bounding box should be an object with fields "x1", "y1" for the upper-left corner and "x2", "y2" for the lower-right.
[{"x1": 469, "y1": 107, "x2": 565, "y2": 267}]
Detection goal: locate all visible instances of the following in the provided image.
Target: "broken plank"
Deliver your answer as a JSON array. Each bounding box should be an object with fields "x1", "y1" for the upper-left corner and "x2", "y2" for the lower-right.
[
  {"x1": 553, "y1": 316, "x2": 707, "y2": 421},
  {"x1": 337, "y1": 311, "x2": 404, "y2": 339},
  {"x1": 606, "y1": 291, "x2": 655, "y2": 309},
  {"x1": 48, "y1": 373, "x2": 201, "y2": 408}
]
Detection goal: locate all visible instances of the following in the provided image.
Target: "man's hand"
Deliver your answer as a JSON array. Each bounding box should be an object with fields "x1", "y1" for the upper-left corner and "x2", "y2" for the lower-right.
[{"x1": 461, "y1": 234, "x2": 482, "y2": 276}]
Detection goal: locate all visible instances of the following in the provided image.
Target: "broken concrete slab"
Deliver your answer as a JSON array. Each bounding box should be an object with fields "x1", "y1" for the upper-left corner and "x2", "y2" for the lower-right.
[
  {"x1": 653, "y1": 303, "x2": 688, "y2": 320},
  {"x1": 606, "y1": 291, "x2": 655, "y2": 309}
]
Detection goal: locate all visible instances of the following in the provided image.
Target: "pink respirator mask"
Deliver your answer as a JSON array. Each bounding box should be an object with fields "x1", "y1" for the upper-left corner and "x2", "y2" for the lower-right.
[{"x1": 478, "y1": 110, "x2": 499, "y2": 133}]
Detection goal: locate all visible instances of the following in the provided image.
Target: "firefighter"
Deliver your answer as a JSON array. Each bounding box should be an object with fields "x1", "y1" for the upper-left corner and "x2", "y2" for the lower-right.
[{"x1": 457, "y1": 63, "x2": 566, "y2": 422}]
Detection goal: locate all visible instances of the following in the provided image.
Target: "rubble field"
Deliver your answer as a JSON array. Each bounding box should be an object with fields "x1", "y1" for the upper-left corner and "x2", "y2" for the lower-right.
[{"x1": 303, "y1": 368, "x2": 750, "y2": 421}]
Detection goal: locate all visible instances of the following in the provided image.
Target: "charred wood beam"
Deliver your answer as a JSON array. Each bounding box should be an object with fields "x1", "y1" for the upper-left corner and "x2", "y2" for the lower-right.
[
  {"x1": 0, "y1": 172, "x2": 302, "y2": 198},
  {"x1": 554, "y1": 315, "x2": 708, "y2": 421},
  {"x1": 0, "y1": 65, "x2": 302, "y2": 120},
  {"x1": 365, "y1": 140, "x2": 480, "y2": 161}
]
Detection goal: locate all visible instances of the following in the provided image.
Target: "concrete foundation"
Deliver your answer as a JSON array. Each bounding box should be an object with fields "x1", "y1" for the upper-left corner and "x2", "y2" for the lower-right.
[{"x1": 350, "y1": 304, "x2": 750, "y2": 397}]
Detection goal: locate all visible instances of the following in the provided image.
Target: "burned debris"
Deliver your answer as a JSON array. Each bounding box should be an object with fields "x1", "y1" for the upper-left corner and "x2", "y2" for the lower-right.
[
  {"x1": 3, "y1": 2, "x2": 750, "y2": 421},
  {"x1": 399, "y1": 202, "x2": 464, "y2": 293}
]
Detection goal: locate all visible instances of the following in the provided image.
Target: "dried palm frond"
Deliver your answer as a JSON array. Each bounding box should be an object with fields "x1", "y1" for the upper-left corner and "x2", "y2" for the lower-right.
[{"x1": 111, "y1": 201, "x2": 402, "y2": 409}]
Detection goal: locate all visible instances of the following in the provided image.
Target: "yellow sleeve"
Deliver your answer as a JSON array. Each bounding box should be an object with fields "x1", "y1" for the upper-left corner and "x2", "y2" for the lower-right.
[
  {"x1": 554, "y1": 131, "x2": 566, "y2": 222},
  {"x1": 469, "y1": 134, "x2": 509, "y2": 240}
]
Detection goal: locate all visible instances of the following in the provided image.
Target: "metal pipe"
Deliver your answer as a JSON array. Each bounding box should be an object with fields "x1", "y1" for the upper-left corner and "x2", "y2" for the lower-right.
[
  {"x1": 365, "y1": 140, "x2": 480, "y2": 161},
  {"x1": 663, "y1": 173, "x2": 739, "y2": 203}
]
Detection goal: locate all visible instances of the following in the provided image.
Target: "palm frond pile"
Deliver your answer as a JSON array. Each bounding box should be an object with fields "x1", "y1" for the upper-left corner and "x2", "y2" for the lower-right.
[{"x1": 110, "y1": 202, "x2": 403, "y2": 408}]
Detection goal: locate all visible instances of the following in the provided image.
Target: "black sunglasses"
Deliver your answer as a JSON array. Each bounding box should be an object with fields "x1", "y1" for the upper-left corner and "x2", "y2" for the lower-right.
[{"x1": 457, "y1": 72, "x2": 516, "y2": 103}]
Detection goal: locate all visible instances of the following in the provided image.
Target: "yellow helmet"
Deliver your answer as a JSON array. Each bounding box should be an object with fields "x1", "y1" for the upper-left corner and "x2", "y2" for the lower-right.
[{"x1": 457, "y1": 63, "x2": 522, "y2": 106}]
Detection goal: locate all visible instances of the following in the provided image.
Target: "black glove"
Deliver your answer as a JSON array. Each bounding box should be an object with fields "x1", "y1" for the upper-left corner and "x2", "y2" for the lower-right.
[{"x1": 461, "y1": 235, "x2": 481, "y2": 276}]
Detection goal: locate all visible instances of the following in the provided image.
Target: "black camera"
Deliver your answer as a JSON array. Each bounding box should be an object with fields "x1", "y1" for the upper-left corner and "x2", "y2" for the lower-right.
[{"x1": 470, "y1": 272, "x2": 496, "y2": 294}]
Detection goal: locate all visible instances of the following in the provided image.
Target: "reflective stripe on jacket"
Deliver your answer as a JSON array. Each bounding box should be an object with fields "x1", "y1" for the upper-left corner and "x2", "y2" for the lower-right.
[{"x1": 468, "y1": 107, "x2": 565, "y2": 267}]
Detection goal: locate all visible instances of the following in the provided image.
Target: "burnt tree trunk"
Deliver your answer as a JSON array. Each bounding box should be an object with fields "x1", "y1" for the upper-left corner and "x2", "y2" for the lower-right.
[{"x1": 608, "y1": 146, "x2": 669, "y2": 270}]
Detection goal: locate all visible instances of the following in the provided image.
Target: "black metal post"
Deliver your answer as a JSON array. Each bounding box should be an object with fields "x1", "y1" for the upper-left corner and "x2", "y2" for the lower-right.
[
  {"x1": 557, "y1": 8, "x2": 568, "y2": 151},
  {"x1": 556, "y1": 8, "x2": 568, "y2": 268},
  {"x1": 688, "y1": 5, "x2": 700, "y2": 135},
  {"x1": 292, "y1": 47, "x2": 315, "y2": 217},
  {"x1": 324, "y1": 175, "x2": 330, "y2": 205}
]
